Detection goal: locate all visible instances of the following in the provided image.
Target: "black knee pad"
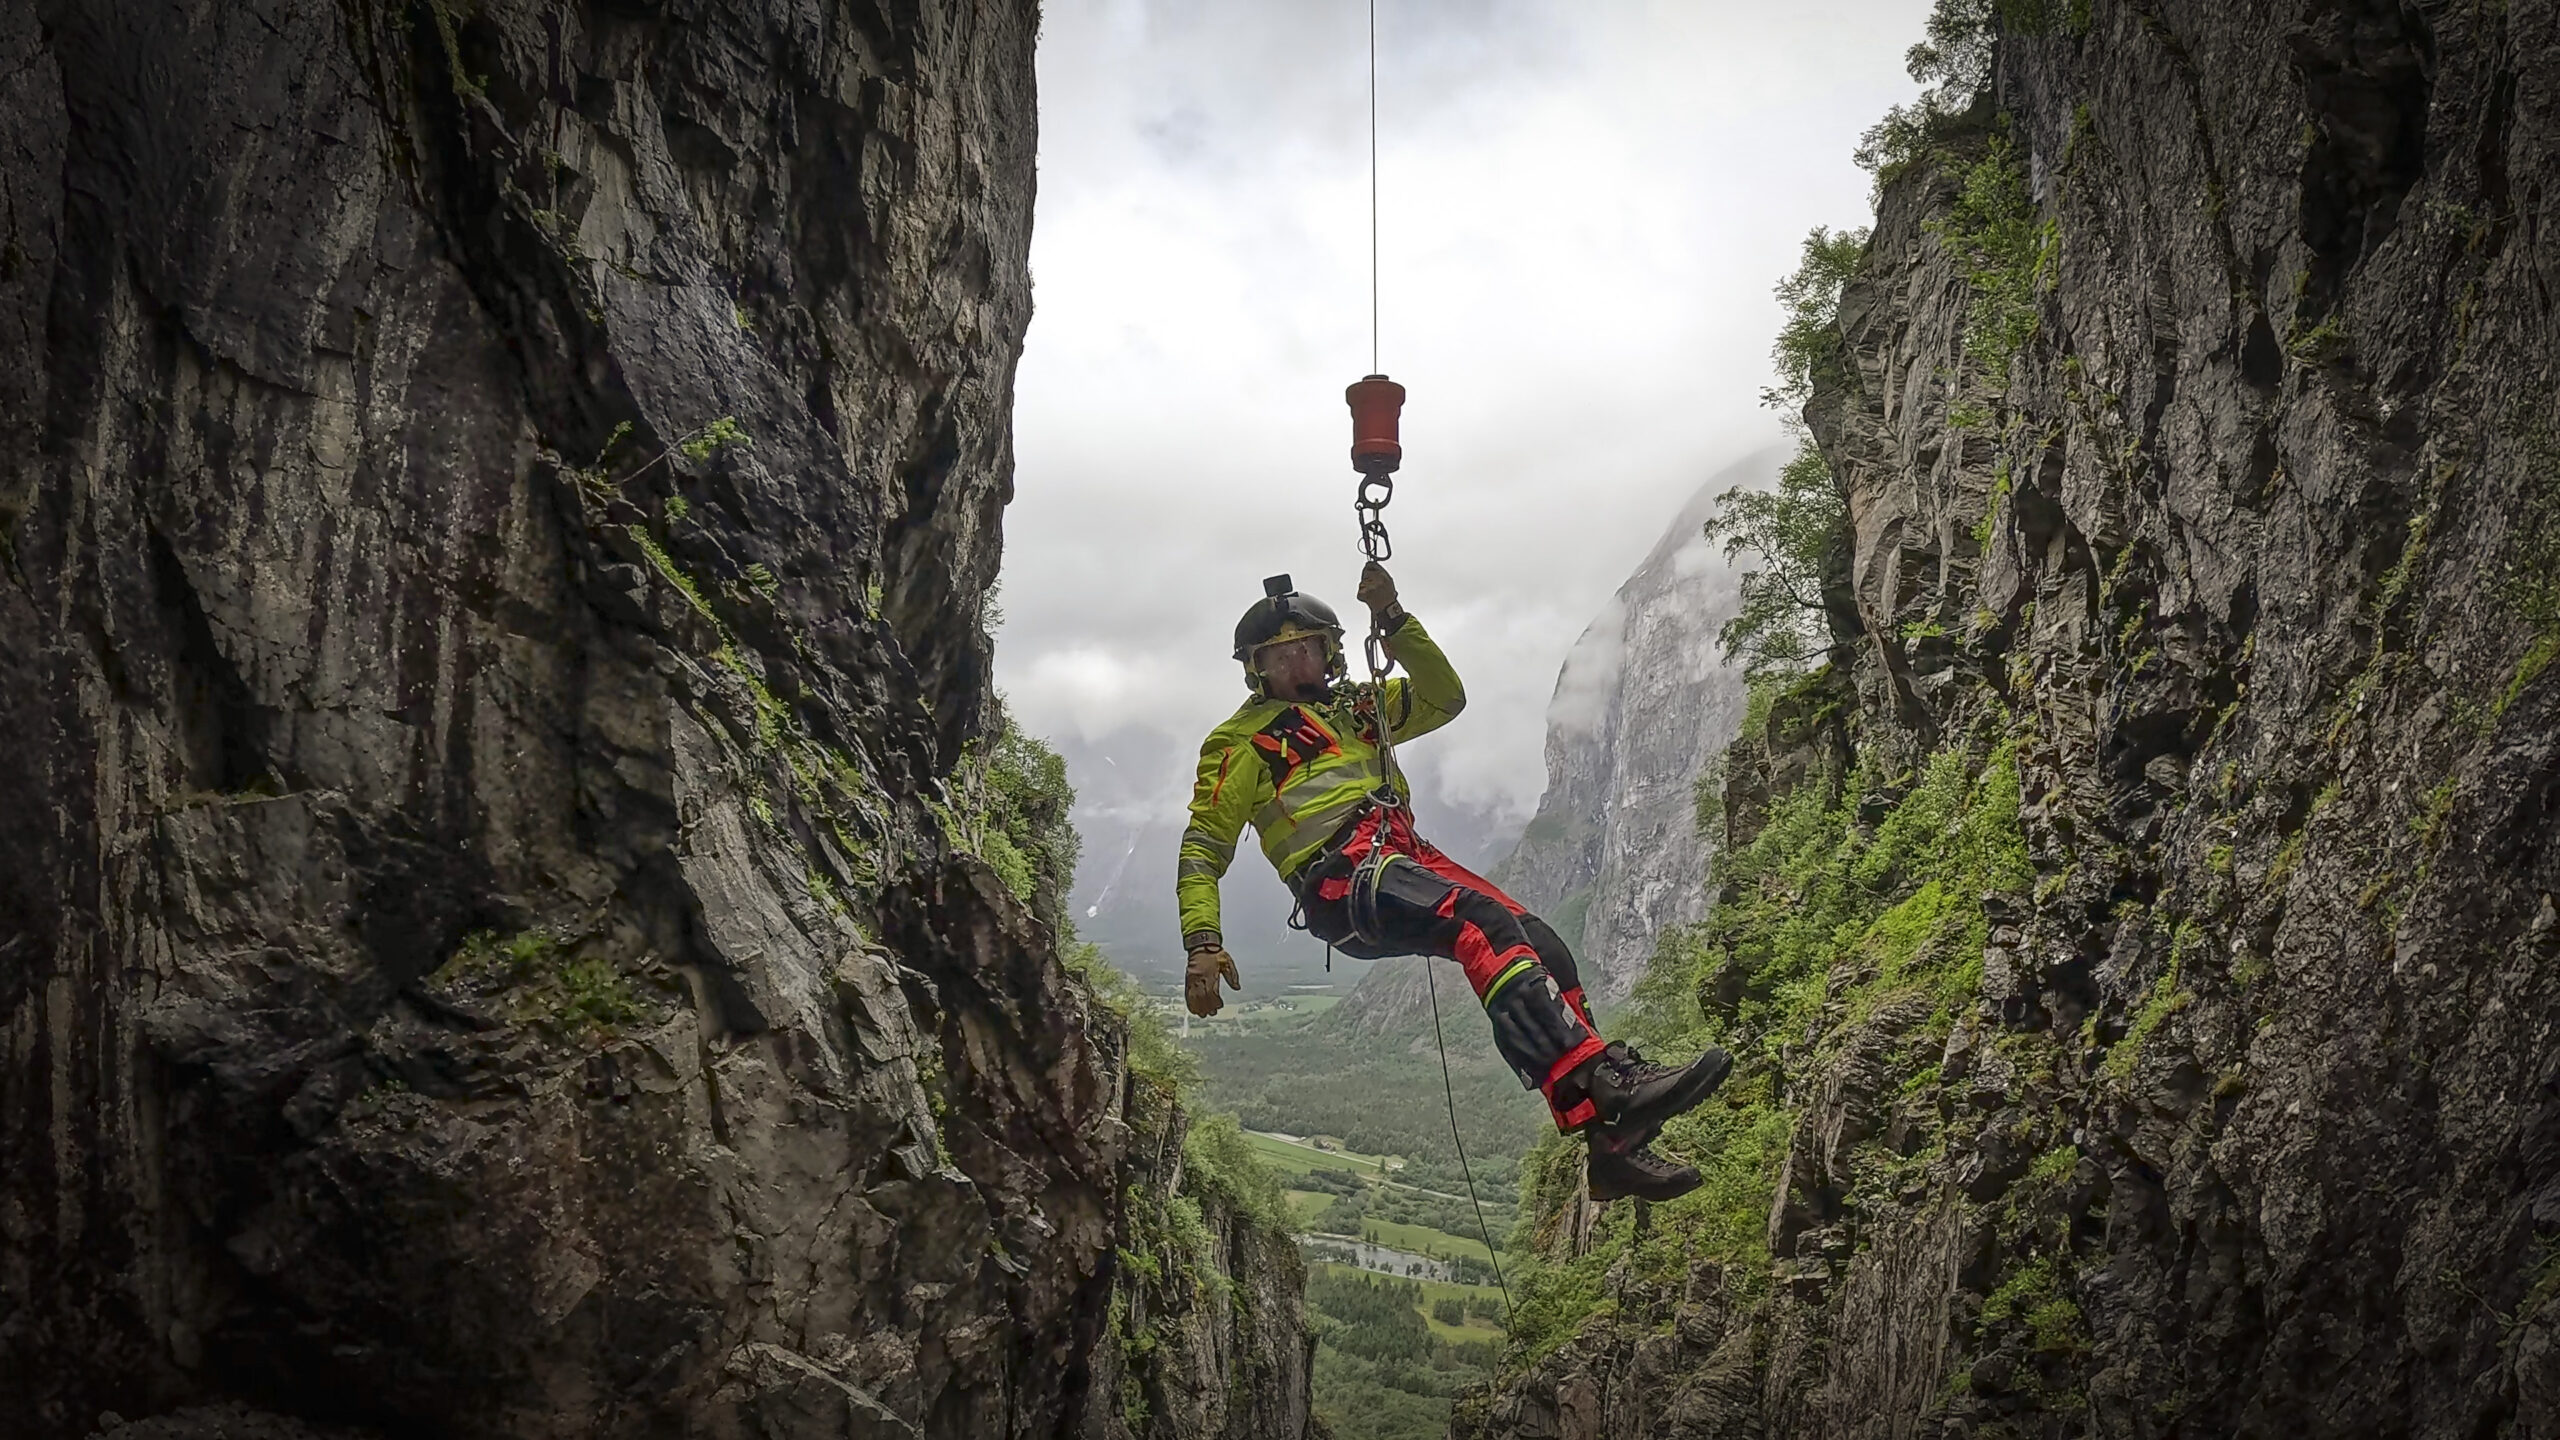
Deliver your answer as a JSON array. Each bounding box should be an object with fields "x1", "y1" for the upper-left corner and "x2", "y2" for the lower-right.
[
  {"x1": 1447, "y1": 888, "x2": 1529, "y2": 949},
  {"x1": 1519, "y1": 912, "x2": 1583, "y2": 994},
  {"x1": 1484, "y1": 966, "x2": 1594, "y2": 1089}
]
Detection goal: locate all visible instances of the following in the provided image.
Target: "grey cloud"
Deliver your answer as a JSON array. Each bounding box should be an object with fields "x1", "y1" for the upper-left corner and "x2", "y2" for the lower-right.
[
  {"x1": 1547, "y1": 596, "x2": 1628, "y2": 739},
  {"x1": 998, "y1": 0, "x2": 1933, "y2": 818}
]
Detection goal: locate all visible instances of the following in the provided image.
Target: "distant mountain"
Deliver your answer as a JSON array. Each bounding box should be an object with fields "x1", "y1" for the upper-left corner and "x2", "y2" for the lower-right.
[{"x1": 1330, "y1": 451, "x2": 1768, "y2": 1033}]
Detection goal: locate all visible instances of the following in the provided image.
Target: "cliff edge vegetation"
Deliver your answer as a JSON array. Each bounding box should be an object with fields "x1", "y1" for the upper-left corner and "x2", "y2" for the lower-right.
[{"x1": 1468, "y1": 1, "x2": 2560, "y2": 1435}]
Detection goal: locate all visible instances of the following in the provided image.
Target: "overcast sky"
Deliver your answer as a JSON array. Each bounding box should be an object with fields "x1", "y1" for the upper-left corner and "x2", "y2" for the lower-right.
[{"x1": 995, "y1": 0, "x2": 1930, "y2": 822}]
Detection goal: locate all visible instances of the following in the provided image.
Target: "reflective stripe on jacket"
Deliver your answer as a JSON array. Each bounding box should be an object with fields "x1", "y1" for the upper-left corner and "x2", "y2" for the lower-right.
[{"x1": 1176, "y1": 614, "x2": 1464, "y2": 944}]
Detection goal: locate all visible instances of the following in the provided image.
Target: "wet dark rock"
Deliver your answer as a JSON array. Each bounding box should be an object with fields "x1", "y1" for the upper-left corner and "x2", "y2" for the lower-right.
[
  {"x1": 1465, "y1": 5, "x2": 2560, "y2": 1437},
  {"x1": 0, "y1": 4, "x2": 1304, "y2": 1438}
]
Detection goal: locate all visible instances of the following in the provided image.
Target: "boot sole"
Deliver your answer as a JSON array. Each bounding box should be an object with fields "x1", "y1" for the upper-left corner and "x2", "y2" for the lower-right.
[{"x1": 1587, "y1": 1165, "x2": 1703, "y2": 1204}]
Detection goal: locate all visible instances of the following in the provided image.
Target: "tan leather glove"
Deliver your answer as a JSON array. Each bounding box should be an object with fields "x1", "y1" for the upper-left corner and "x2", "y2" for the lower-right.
[
  {"x1": 1356, "y1": 561, "x2": 1399, "y2": 618},
  {"x1": 1185, "y1": 944, "x2": 1241, "y2": 1017}
]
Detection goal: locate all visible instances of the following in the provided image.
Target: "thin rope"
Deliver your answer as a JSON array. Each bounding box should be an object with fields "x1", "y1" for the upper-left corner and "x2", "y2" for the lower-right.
[
  {"x1": 1425, "y1": 956, "x2": 1512, "y2": 1315},
  {"x1": 1368, "y1": 0, "x2": 1380, "y2": 374}
]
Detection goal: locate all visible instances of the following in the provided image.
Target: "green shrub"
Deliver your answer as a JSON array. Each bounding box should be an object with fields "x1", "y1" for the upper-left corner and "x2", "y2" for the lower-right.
[
  {"x1": 1981, "y1": 1254, "x2": 2054, "y2": 1327},
  {"x1": 1929, "y1": 129, "x2": 2055, "y2": 379},
  {"x1": 1705, "y1": 228, "x2": 1864, "y2": 683},
  {"x1": 1706, "y1": 444, "x2": 1851, "y2": 682},
  {"x1": 2025, "y1": 1144, "x2": 2080, "y2": 1186},
  {"x1": 1856, "y1": 0, "x2": 1995, "y2": 178},
  {"x1": 677, "y1": 414, "x2": 748, "y2": 462},
  {"x1": 1066, "y1": 942, "x2": 1201, "y2": 1096},
  {"x1": 944, "y1": 699, "x2": 1082, "y2": 929},
  {"x1": 1972, "y1": 461, "x2": 2012, "y2": 548},
  {"x1": 1765, "y1": 226, "x2": 1871, "y2": 413},
  {"x1": 1507, "y1": 737, "x2": 2034, "y2": 1362},
  {"x1": 1857, "y1": 0, "x2": 2089, "y2": 177},
  {"x1": 2104, "y1": 966, "x2": 2193, "y2": 1082},
  {"x1": 1184, "y1": 1111, "x2": 1292, "y2": 1234},
  {"x1": 431, "y1": 928, "x2": 645, "y2": 1035}
]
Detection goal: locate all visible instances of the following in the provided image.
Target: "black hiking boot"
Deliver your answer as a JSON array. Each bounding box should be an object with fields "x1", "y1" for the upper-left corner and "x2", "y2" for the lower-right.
[
  {"x1": 1579, "y1": 1041, "x2": 1732, "y2": 1142},
  {"x1": 1585, "y1": 1138, "x2": 1703, "y2": 1203}
]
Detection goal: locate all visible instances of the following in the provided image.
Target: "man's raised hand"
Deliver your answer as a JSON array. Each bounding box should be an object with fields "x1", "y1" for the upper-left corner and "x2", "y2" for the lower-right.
[{"x1": 1356, "y1": 561, "x2": 1399, "y2": 617}]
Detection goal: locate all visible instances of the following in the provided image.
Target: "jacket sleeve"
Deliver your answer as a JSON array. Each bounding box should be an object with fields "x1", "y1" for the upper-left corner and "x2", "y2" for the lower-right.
[
  {"x1": 1177, "y1": 729, "x2": 1261, "y2": 946},
  {"x1": 1379, "y1": 614, "x2": 1466, "y2": 743}
]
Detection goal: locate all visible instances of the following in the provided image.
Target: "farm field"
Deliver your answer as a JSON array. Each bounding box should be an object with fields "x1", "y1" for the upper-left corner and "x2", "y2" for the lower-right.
[
  {"x1": 1340, "y1": 1214, "x2": 1497, "y2": 1269},
  {"x1": 1148, "y1": 988, "x2": 1342, "y2": 1033},
  {"x1": 1240, "y1": 1127, "x2": 1400, "y2": 1179},
  {"x1": 1409, "y1": 1275, "x2": 1510, "y2": 1342},
  {"x1": 1308, "y1": 1261, "x2": 1506, "y2": 1336}
]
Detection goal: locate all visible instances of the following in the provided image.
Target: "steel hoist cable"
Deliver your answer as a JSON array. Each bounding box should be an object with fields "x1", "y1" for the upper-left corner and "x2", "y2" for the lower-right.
[
  {"x1": 1368, "y1": 0, "x2": 1380, "y2": 376},
  {"x1": 1349, "y1": 0, "x2": 1512, "y2": 1320}
]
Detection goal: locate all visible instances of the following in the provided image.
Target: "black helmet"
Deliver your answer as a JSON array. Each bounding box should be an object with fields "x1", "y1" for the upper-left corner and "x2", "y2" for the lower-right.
[{"x1": 1234, "y1": 575, "x2": 1346, "y2": 689}]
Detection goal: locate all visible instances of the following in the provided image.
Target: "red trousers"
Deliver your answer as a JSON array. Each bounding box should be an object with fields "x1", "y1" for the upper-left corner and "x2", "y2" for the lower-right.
[{"x1": 1296, "y1": 810, "x2": 1607, "y2": 1125}]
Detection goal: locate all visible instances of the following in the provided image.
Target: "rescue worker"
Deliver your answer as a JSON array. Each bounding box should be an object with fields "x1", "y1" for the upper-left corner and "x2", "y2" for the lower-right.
[{"x1": 1177, "y1": 562, "x2": 1730, "y2": 1202}]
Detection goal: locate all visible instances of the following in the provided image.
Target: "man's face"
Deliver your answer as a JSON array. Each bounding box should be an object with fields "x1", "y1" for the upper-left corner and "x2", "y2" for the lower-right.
[{"x1": 1255, "y1": 635, "x2": 1331, "y2": 697}]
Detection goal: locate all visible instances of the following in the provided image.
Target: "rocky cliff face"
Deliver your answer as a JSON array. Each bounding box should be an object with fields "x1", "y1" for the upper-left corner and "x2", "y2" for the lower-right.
[
  {"x1": 1468, "y1": 4, "x2": 2560, "y2": 1437},
  {"x1": 0, "y1": 4, "x2": 1304, "y2": 1437},
  {"x1": 1081, "y1": 1081, "x2": 1318, "y2": 1440},
  {"x1": 1489, "y1": 461, "x2": 1759, "y2": 1005}
]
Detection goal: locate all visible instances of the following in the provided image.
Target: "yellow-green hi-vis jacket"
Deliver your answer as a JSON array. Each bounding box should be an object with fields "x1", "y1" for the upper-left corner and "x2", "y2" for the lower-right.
[{"x1": 1177, "y1": 615, "x2": 1465, "y2": 945}]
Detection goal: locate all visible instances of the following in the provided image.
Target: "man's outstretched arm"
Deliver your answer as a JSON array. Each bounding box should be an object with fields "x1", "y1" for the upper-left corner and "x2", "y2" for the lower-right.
[
  {"x1": 1178, "y1": 731, "x2": 1259, "y2": 1016},
  {"x1": 1177, "y1": 732, "x2": 1258, "y2": 950}
]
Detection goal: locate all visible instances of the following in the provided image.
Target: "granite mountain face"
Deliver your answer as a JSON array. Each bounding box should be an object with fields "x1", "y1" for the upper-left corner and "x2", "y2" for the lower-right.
[
  {"x1": 1330, "y1": 459, "x2": 1758, "y2": 1038},
  {"x1": 1490, "y1": 458, "x2": 1763, "y2": 1006}
]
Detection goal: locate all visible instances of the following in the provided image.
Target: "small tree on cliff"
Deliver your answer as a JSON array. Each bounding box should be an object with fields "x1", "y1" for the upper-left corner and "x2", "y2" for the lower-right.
[
  {"x1": 944, "y1": 697, "x2": 1082, "y2": 933},
  {"x1": 1761, "y1": 225, "x2": 1870, "y2": 415},
  {"x1": 1856, "y1": 0, "x2": 1998, "y2": 179},
  {"x1": 1704, "y1": 227, "x2": 1862, "y2": 682}
]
